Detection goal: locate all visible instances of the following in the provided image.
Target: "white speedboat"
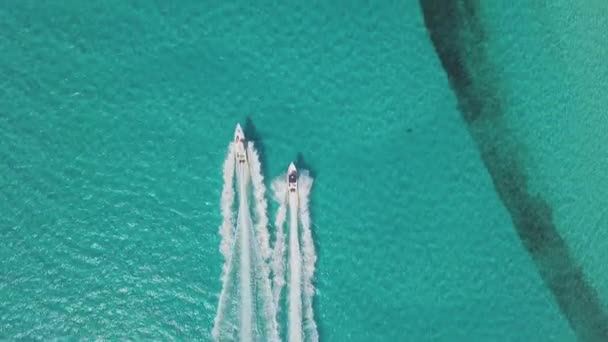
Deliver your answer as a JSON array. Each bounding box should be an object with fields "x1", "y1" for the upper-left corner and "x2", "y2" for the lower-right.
[
  {"x1": 288, "y1": 162, "x2": 297, "y2": 193},
  {"x1": 234, "y1": 123, "x2": 247, "y2": 164}
]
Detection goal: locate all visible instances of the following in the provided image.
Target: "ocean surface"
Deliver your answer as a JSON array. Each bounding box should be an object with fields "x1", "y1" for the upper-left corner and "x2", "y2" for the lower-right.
[{"x1": 2, "y1": 1, "x2": 608, "y2": 341}]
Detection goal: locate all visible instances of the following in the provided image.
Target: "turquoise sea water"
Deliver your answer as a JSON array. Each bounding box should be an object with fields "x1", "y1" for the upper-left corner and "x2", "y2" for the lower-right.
[{"x1": 2, "y1": 1, "x2": 607, "y2": 340}]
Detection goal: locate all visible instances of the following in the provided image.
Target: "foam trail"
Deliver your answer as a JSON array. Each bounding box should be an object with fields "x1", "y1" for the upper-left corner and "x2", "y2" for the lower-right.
[
  {"x1": 220, "y1": 143, "x2": 236, "y2": 263},
  {"x1": 271, "y1": 177, "x2": 288, "y2": 311},
  {"x1": 237, "y1": 164, "x2": 253, "y2": 342},
  {"x1": 214, "y1": 184, "x2": 280, "y2": 342},
  {"x1": 213, "y1": 135, "x2": 279, "y2": 342},
  {"x1": 212, "y1": 143, "x2": 237, "y2": 340},
  {"x1": 298, "y1": 171, "x2": 318, "y2": 342},
  {"x1": 288, "y1": 189, "x2": 303, "y2": 342},
  {"x1": 247, "y1": 142, "x2": 280, "y2": 341},
  {"x1": 247, "y1": 142, "x2": 272, "y2": 262},
  {"x1": 247, "y1": 204, "x2": 280, "y2": 342},
  {"x1": 211, "y1": 223, "x2": 237, "y2": 341}
]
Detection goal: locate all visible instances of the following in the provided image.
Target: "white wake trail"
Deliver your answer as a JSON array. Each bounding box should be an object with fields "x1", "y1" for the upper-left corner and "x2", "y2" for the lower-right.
[
  {"x1": 237, "y1": 164, "x2": 253, "y2": 342},
  {"x1": 219, "y1": 143, "x2": 236, "y2": 265},
  {"x1": 247, "y1": 142, "x2": 272, "y2": 263},
  {"x1": 212, "y1": 143, "x2": 237, "y2": 341},
  {"x1": 247, "y1": 142, "x2": 280, "y2": 342},
  {"x1": 212, "y1": 141, "x2": 279, "y2": 342},
  {"x1": 247, "y1": 206, "x2": 280, "y2": 342},
  {"x1": 288, "y1": 190, "x2": 303, "y2": 342},
  {"x1": 298, "y1": 171, "x2": 318, "y2": 342},
  {"x1": 271, "y1": 177, "x2": 288, "y2": 312}
]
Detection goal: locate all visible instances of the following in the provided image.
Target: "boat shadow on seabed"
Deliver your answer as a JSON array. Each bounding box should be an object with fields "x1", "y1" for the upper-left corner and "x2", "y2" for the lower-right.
[{"x1": 419, "y1": 1, "x2": 608, "y2": 341}]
